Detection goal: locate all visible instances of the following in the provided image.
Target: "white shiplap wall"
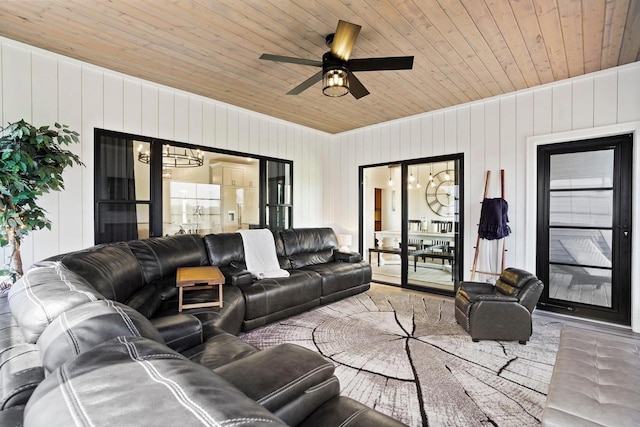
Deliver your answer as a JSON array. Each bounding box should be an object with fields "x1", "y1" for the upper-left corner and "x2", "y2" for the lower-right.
[
  {"x1": 329, "y1": 61, "x2": 640, "y2": 330},
  {"x1": 329, "y1": 62, "x2": 640, "y2": 303},
  {"x1": 0, "y1": 37, "x2": 329, "y2": 270}
]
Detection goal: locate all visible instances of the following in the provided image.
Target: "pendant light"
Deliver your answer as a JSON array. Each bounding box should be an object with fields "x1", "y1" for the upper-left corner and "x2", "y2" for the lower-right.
[
  {"x1": 444, "y1": 161, "x2": 450, "y2": 181},
  {"x1": 416, "y1": 166, "x2": 422, "y2": 188},
  {"x1": 388, "y1": 167, "x2": 393, "y2": 186},
  {"x1": 408, "y1": 166, "x2": 414, "y2": 189}
]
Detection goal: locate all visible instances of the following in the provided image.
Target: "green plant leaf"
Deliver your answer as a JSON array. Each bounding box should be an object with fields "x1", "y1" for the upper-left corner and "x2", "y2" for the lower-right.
[{"x1": 0, "y1": 120, "x2": 83, "y2": 271}]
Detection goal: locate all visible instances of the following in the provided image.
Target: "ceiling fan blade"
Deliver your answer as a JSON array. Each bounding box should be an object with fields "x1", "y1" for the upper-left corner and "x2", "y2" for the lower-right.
[
  {"x1": 331, "y1": 20, "x2": 361, "y2": 61},
  {"x1": 348, "y1": 56, "x2": 414, "y2": 72},
  {"x1": 260, "y1": 54, "x2": 322, "y2": 67},
  {"x1": 349, "y1": 73, "x2": 370, "y2": 99},
  {"x1": 286, "y1": 71, "x2": 323, "y2": 95}
]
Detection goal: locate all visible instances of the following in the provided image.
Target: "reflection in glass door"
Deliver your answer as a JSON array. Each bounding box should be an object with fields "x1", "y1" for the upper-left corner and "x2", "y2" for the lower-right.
[
  {"x1": 405, "y1": 160, "x2": 460, "y2": 293},
  {"x1": 266, "y1": 160, "x2": 293, "y2": 230},
  {"x1": 537, "y1": 134, "x2": 632, "y2": 325}
]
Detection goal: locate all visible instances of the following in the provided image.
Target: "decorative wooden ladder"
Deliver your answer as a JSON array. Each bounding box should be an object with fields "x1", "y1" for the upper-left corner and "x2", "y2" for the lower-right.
[{"x1": 470, "y1": 169, "x2": 507, "y2": 281}]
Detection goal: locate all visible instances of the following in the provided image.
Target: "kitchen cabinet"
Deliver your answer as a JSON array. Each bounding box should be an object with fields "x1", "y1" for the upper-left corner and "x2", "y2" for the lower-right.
[
  {"x1": 223, "y1": 167, "x2": 244, "y2": 187},
  {"x1": 243, "y1": 169, "x2": 259, "y2": 188},
  {"x1": 210, "y1": 162, "x2": 260, "y2": 231}
]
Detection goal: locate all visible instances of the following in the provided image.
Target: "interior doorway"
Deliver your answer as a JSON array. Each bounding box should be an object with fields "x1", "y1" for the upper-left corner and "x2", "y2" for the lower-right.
[{"x1": 360, "y1": 155, "x2": 463, "y2": 294}]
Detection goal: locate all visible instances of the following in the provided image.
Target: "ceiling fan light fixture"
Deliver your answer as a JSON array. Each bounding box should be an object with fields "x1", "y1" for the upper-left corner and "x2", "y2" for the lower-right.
[{"x1": 322, "y1": 66, "x2": 349, "y2": 97}]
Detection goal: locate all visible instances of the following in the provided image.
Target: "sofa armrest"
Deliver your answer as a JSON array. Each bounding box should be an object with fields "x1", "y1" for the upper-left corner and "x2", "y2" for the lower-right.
[
  {"x1": 472, "y1": 299, "x2": 530, "y2": 320},
  {"x1": 219, "y1": 265, "x2": 254, "y2": 286},
  {"x1": 150, "y1": 314, "x2": 203, "y2": 352},
  {"x1": 457, "y1": 281, "x2": 495, "y2": 295},
  {"x1": 334, "y1": 251, "x2": 362, "y2": 263},
  {"x1": 214, "y1": 343, "x2": 337, "y2": 425},
  {"x1": 301, "y1": 396, "x2": 408, "y2": 427},
  {"x1": 469, "y1": 301, "x2": 532, "y2": 341}
]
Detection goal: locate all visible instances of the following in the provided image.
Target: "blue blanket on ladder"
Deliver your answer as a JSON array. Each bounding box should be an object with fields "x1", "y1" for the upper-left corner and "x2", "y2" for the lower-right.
[{"x1": 478, "y1": 198, "x2": 511, "y2": 240}]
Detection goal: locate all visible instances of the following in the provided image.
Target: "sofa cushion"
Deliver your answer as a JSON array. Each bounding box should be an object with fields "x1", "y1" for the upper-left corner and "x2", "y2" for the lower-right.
[
  {"x1": 125, "y1": 281, "x2": 166, "y2": 318},
  {"x1": 24, "y1": 337, "x2": 286, "y2": 427},
  {"x1": 153, "y1": 284, "x2": 246, "y2": 337},
  {"x1": 494, "y1": 267, "x2": 535, "y2": 297},
  {"x1": 0, "y1": 406, "x2": 24, "y2": 425},
  {"x1": 280, "y1": 228, "x2": 338, "y2": 269},
  {"x1": 8, "y1": 262, "x2": 103, "y2": 343},
  {"x1": 37, "y1": 300, "x2": 164, "y2": 374},
  {"x1": 182, "y1": 329, "x2": 259, "y2": 370},
  {"x1": 238, "y1": 270, "x2": 322, "y2": 321},
  {"x1": 204, "y1": 233, "x2": 245, "y2": 267},
  {"x1": 128, "y1": 234, "x2": 208, "y2": 284},
  {"x1": 302, "y1": 261, "x2": 371, "y2": 296},
  {"x1": 57, "y1": 242, "x2": 144, "y2": 303},
  {"x1": 543, "y1": 326, "x2": 640, "y2": 427},
  {"x1": 150, "y1": 313, "x2": 203, "y2": 353},
  {"x1": 272, "y1": 230, "x2": 292, "y2": 269},
  {"x1": 0, "y1": 344, "x2": 43, "y2": 409},
  {"x1": 214, "y1": 343, "x2": 336, "y2": 414},
  {"x1": 125, "y1": 275, "x2": 178, "y2": 318},
  {"x1": 301, "y1": 396, "x2": 407, "y2": 427}
]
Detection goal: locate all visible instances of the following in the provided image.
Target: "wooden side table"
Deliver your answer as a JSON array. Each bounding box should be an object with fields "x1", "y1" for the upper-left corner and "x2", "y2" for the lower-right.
[{"x1": 176, "y1": 266, "x2": 224, "y2": 312}]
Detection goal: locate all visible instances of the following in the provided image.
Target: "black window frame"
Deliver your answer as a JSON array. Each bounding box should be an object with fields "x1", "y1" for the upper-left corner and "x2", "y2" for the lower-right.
[{"x1": 94, "y1": 128, "x2": 293, "y2": 243}]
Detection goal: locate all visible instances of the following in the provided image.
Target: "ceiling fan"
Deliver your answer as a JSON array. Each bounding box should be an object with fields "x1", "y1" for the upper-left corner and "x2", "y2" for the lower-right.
[{"x1": 259, "y1": 20, "x2": 414, "y2": 99}]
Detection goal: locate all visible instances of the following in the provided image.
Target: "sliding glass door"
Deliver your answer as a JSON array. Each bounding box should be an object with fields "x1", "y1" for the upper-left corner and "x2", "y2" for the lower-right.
[
  {"x1": 405, "y1": 160, "x2": 460, "y2": 293},
  {"x1": 361, "y1": 155, "x2": 463, "y2": 294}
]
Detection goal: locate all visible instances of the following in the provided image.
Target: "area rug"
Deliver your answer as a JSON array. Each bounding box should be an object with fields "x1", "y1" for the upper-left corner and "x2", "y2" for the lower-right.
[{"x1": 240, "y1": 286, "x2": 564, "y2": 427}]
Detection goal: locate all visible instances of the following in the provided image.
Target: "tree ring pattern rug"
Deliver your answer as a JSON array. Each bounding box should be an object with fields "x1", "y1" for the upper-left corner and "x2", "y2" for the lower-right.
[{"x1": 240, "y1": 287, "x2": 563, "y2": 427}]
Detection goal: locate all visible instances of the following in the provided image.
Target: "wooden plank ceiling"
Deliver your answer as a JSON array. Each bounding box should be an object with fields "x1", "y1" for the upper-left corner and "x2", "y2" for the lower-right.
[{"x1": 0, "y1": 0, "x2": 638, "y2": 134}]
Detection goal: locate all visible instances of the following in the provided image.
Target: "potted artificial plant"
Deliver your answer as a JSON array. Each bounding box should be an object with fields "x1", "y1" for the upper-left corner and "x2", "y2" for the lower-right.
[{"x1": 0, "y1": 120, "x2": 83, "y2": 292}]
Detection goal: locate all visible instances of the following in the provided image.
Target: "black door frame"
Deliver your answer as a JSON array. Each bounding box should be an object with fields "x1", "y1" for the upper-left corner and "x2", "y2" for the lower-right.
[
  {"x1": 358, "y1": 153, "x2": 464, "y2": 296},
  {"x1": 536, "y1": 133, "x2": 633, "y2": 325}
]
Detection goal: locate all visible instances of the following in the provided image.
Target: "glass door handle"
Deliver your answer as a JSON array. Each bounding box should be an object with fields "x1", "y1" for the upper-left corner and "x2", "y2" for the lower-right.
[{"x1": 616, "y1": 225, "x2": 630, "y2": 237}]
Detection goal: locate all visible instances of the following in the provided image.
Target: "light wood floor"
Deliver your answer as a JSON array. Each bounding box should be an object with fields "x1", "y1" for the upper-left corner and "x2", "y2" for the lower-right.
[{"x1": 548, "y1": 271, "x2": 611, "y2": 308}]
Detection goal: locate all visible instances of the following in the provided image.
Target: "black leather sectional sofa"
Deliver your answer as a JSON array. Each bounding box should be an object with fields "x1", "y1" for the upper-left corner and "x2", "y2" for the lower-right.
[{"x1": 1, "y1": 228, "x2": 405, "y2": 426}]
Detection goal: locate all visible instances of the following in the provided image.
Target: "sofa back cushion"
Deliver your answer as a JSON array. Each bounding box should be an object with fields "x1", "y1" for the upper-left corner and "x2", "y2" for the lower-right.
[
  {"x1": 125, "y1": 278, "x2": 178, "y2": 318},
  {"x1": 57, "y1": 242, "x2": 144, "y2": 303},
  {"x1": 495, "y1": 268, "x2": 544, "y2": 312},
  {"x1": 8, "y1": 262, "x2": 104, "y2": 343},
  {"x1": 280, "y1": 228, "x2": 338, "y2": 269},
  {"x1": 204, "y1": 233, "x2": 245, "y2": 267},
  {"x1": 272, "y1": 230, "x2": 292, "y2": 270},
  {"x1": 495, "y1": 268, "x2": 535, "y2": 297},
  {"x1": 128, "y1": 234, "x2": 209, "y2": 284},
  {"x1": 37, "y1": 300, "x2": 164, "y2": 374}
]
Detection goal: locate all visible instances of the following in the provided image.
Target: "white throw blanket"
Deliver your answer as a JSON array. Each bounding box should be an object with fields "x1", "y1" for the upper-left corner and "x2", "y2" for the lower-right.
[{"x1": 237, "y1": 229, "x2": 290, "y2": 279}]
